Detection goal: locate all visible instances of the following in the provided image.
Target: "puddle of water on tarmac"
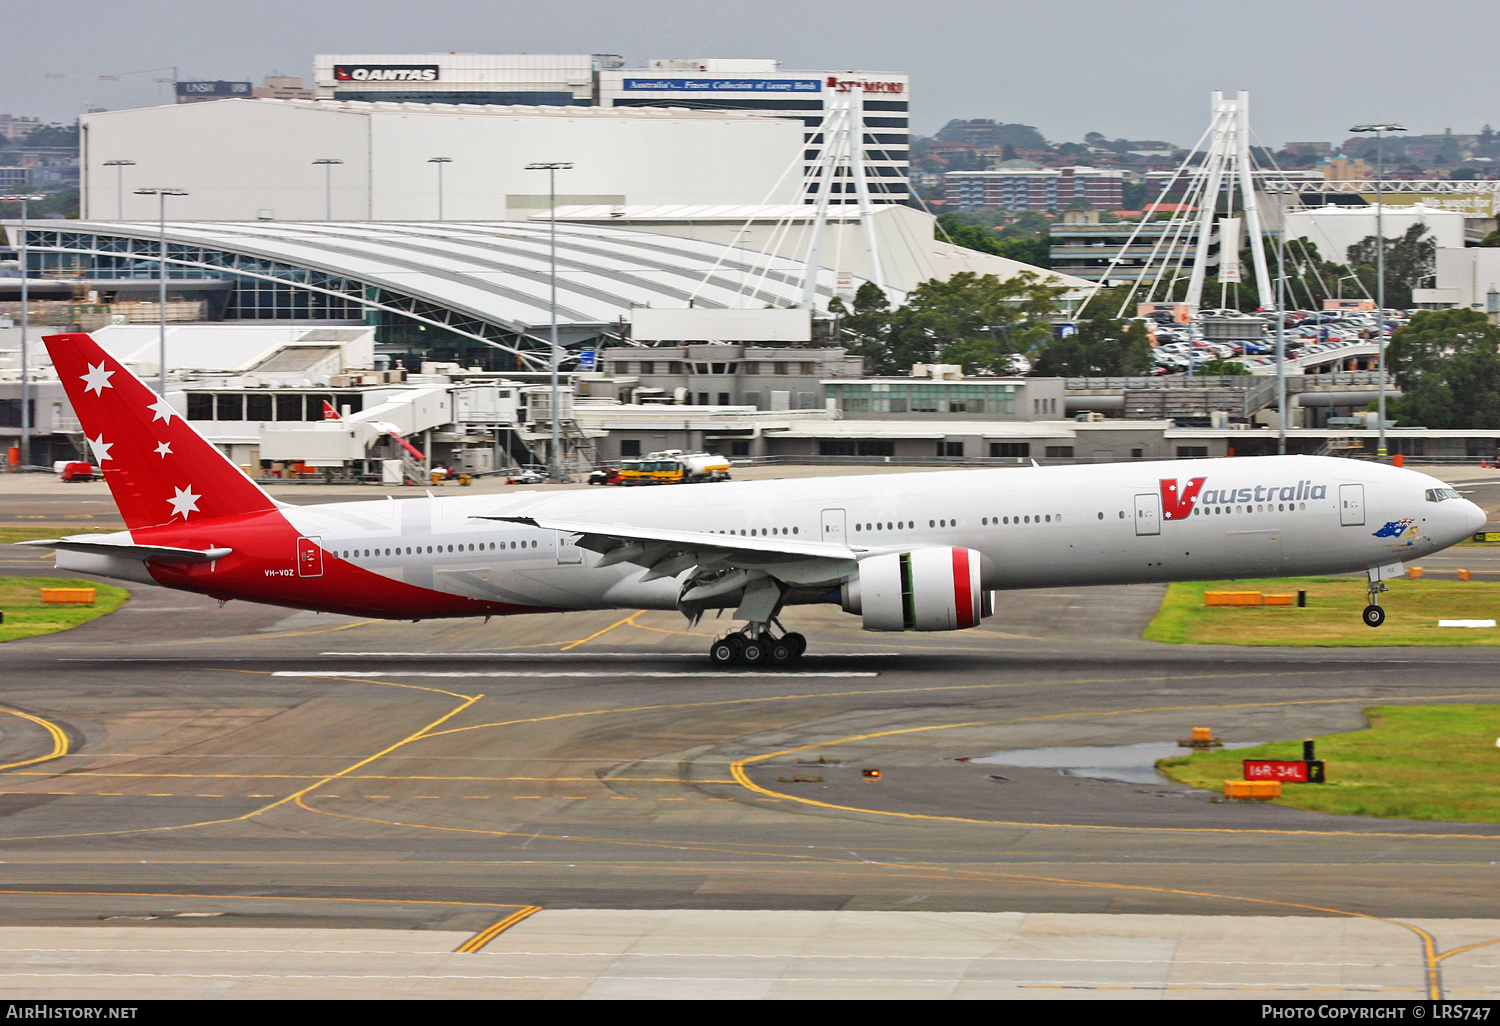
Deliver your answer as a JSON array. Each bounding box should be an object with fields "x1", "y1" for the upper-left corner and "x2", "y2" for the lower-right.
[{"x1": 971, "y1": 742, "x2": 1261, "y2": 786}]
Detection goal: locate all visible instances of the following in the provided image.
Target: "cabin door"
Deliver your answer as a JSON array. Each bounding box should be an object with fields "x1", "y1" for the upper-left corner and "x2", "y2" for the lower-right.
[
  {"x1": 821, "y1": 508, "x2": 847, "y2": 544},
  {"x1": 1339, "y1": 484, "x2": 1366, "y2": 527},
  {"x1": 297, "y1": 536, "x2": 324, "y2": 578},
  {"x1": 1134, "y1": 493, "x2": 1162, "y2": 536}
]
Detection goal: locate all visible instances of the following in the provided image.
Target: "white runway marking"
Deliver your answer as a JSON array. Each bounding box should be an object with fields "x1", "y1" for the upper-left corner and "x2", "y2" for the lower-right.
[
  {"x1": 275, "y1": 670, "x2": 879, "y2": 679},
  {"x1": 318, "y1": 651, "x2": 882, "y2": 659}
]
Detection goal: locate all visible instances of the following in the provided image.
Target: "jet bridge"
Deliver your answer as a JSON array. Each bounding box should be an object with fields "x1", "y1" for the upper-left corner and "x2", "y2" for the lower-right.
[{"x1": 258, "y1": 383, "x2": 519, "y2": 472}]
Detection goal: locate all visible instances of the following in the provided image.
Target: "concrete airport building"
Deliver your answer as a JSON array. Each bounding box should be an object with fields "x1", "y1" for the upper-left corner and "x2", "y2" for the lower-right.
[
  {"x1": 1, "y1": 219, "x2": 830, "y2": 371},
  {"x1": 310, "y1": 53, "x2": 910, "y2": 206},
  {"x1": 597, "y1": 59, "x2": 910, "y2": 206},
  {"x1": 79, "y1": 98, "x2": 805, "y2": 222}
]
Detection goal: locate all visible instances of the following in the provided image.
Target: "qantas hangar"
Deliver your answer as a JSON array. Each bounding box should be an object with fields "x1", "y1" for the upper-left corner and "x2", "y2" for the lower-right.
[{"x1": 5, "y1": 219, "x2": 830, "y2": 371}]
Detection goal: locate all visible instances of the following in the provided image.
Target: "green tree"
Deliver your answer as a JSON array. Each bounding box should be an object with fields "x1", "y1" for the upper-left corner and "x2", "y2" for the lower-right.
[
  {"x1": 19, "y1": 123, "x2": 78, "y2": 148},
  {"x1": 936, "y1": 212, "x2": 1052, "y2": 269},
  {"x1": 1032, "y1": 309, "x2": 1152, "y2": 376},
  {"x1": 996, "y1": 210, "x2": 1053, "y2": 238},
  {"x1": 1347, "y1": 223, "x2": 1434, "y2": 310},
  {"x1": 1201, "y1": 357, "x2": 1249, "y2": 376},
  {"x1": 830, "y1": 281, "x2": 893, "y2": 365},
  {"x1": 841, "y1": 272, "x2": 1065, "y2": 375},
  {"x1": 1385, "y1": 308, "x2": 1500, "y2": 428},
  {"x1": 34, "y1": 190, "x2": 78, "y2": 219}
]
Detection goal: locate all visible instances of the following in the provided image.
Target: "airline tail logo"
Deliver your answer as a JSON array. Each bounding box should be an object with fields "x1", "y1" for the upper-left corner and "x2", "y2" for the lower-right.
[
  {"x1": 1160, "y1": 477, "x2": 1206, "y2": 520},
  {"x1": 42, "y1": 332, "x2": 277, "y2": 530}
]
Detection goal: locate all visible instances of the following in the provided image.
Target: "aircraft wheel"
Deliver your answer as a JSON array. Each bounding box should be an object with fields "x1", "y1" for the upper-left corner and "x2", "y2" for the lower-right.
[
  {"x1": 740, "y1": 637, "x2": 769, "y2": 663},
  {"x1": 1362, "y1": 604, "x2": 1386, "y2": 628},
  {"x1": 767, "y1": 639, "x2": 795, "y2": 665},
  {"x1": 710, "y1": 637, "x2": 742, "y2": 666},
  {"x1": 783, "y1": 632, "x2": 807, "y2": 658}
]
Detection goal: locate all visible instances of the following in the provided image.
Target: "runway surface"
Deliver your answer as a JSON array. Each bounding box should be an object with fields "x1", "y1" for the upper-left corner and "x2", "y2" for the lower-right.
[{"x1": 1, "y1": 467, "x2": 1499, "y2": 998}]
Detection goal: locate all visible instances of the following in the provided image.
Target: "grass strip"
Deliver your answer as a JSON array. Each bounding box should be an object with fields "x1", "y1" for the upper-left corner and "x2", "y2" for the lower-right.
[
  {"x1": 1157, "y1": 705, "x2": 1500, "y2": 822},
  {"x1": 1145, "y1": 577, "x2": 1500, "y2": 647},
  {"x1": 0, "y1": 576, "x2": 130, "y2": 643}
]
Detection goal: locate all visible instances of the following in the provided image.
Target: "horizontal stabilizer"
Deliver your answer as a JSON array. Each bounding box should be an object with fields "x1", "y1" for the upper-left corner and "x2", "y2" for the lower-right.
[{"x1": 16, "y1": 538, "x2": 233, "y2": 563}]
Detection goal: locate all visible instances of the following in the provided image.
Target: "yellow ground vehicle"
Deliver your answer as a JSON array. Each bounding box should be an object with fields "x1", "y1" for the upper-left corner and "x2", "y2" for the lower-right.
[{"x1": 615, "y1": 450, "x2": 731, "y2": 485}]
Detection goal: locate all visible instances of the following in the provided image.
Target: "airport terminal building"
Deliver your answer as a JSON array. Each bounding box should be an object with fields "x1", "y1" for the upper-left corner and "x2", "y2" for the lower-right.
[
  {"x1": 309, "y1": 52, "x2": 910, "y2": 206},
  {"x1": 79, "y1": 98, "x2": 804, "y2": 222},
  {"x1": 2, "y1": 219, "x2": 829, "y2": 372}
]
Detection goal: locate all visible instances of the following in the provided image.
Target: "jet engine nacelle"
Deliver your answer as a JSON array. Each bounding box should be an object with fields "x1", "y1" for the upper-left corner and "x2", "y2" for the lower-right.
[{"x1": 840, "y1": 547, "x2": 987, "y2": 632}]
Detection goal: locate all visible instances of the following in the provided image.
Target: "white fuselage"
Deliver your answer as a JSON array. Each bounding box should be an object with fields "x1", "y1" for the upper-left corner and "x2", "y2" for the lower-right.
[{"x1": 267, "y1": 455, "x2": 1484, "y2": 615}]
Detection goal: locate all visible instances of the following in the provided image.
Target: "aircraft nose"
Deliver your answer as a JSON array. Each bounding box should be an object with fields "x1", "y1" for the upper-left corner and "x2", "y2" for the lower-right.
[{"x1": 1464, "y1": 499, "x2": 1489, "y2": 536}]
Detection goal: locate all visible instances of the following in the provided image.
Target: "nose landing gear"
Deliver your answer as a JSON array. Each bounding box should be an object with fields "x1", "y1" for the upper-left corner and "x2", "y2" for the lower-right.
[{"x1": 1363, "y1": 567, "x2": 1388, "y2": 628}]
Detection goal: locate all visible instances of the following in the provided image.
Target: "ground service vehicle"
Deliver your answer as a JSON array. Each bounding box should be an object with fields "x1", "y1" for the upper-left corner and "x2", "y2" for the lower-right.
[
  {"x1": 21, "y1": 332, "x2": 1486, "y2": 665},
  {"x1": 59, "y1": 462, "x2": 96, "y2": 482},
  {"x1": 616, "y1": 451, "x2": 731, "y2": 485}
]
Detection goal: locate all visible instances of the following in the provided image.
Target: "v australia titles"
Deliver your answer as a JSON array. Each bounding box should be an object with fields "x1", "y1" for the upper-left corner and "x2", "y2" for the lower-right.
[{"x1": 1161, "y1": 477, "x2": 1328, "y2": 520}]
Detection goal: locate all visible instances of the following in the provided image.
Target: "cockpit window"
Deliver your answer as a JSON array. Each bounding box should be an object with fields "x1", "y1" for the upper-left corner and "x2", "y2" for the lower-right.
[{"x1": 1425, "y1": 488, "x2": 1462, "y2": 502}]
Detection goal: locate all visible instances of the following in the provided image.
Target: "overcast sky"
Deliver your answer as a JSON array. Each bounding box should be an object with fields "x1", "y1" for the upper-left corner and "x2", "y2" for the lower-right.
[{"x1": 8, "y1": 0, "x2": 1499, "y2": 146}]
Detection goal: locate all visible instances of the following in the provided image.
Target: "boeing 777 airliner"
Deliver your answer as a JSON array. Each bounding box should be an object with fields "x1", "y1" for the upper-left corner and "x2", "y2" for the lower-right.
[{"x1": 19, "y1": 332, "x2": 1487, "y2": 664}]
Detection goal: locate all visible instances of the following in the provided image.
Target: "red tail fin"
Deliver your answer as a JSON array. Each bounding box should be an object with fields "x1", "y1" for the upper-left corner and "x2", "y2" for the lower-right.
[
  {"x1": 322, "y1": 400, "x2": 340, "y2": 421},
  {"x1": 43, "y1": 332, "x2": 278, "y2": 530}
]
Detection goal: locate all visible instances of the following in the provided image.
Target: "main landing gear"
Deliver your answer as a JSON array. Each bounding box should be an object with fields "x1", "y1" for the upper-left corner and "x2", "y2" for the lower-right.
[
  {"x1": 1363, "y1": 568, "x2": 1388, "y2": 628},
  {"x1": 709, "y1": 626, "x2": 807, "y2": 666}
]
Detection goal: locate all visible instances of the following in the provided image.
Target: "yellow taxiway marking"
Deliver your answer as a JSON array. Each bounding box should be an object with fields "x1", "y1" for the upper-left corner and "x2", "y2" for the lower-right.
[
  {"x1": 0, "y1": 707, "x2": 69, "y2": 773},
  {"x1": 287, "y1": 796, "x2": 1490, "y2": 999},
  {"x1": 727, "y1": 690, "x2": 1500, "y2": 842},
  {"x1": 559, "y1": 611, "x2": 643, "y2": 652},
  {"x1": 0, "y1": 770, "x2": 729, "y2": 784},
  {"x1": 455, "y1": 905, "x2": 543, "y2": 953},
  {"x1": 0, "y1": 672, "x2": 483, "y2": 843}
]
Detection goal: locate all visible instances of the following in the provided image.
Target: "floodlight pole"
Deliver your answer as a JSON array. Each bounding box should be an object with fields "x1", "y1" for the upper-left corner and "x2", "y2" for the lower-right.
[
  {"x1": 1350, "y1": 123, "x2": 1406, "y2": 462},
  {"x1": 2, "y1": 193, "x2": 45, "y2": 468},
  {"x1": 526, "y1": 162, "x2": 573, "y2": 482},
  {"x1": 313, "y1": 159, "x2": 343, "y2": 220},
  {"x1": 428, "y1": 157, "x2": 452, "y2": 220},
  {"x1": 102, "y1": 160, "x2": 134, "y2": 220},
  {"x1": 1276, "y1": 229, "x2": 1287, "y2": 453},
  {"x1": 135, "y1": 188, "x2": 189, "y2": 394}
]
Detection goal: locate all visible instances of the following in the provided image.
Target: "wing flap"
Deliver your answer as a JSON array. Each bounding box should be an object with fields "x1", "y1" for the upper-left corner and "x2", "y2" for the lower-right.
[
  {"x1": 474, "y1": 514, "x2": 859, "y2": 586},
  {"x1": 477, "y1": 514, "x2": 859, "y2": 560}
]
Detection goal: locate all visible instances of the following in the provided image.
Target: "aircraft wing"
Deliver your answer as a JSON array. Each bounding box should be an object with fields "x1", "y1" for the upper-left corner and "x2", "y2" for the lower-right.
[
  {"x1": 475, "y1": 514, "x2": 860, "y2": 586},
  {"x1": 15, "y1": 537, "x2": 233, "y2": 563}
]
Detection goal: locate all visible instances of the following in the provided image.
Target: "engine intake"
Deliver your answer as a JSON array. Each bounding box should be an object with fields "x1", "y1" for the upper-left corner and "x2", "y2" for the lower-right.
[{"x1": 840, "y1": 547, "x2": 987, "y2": 632}]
